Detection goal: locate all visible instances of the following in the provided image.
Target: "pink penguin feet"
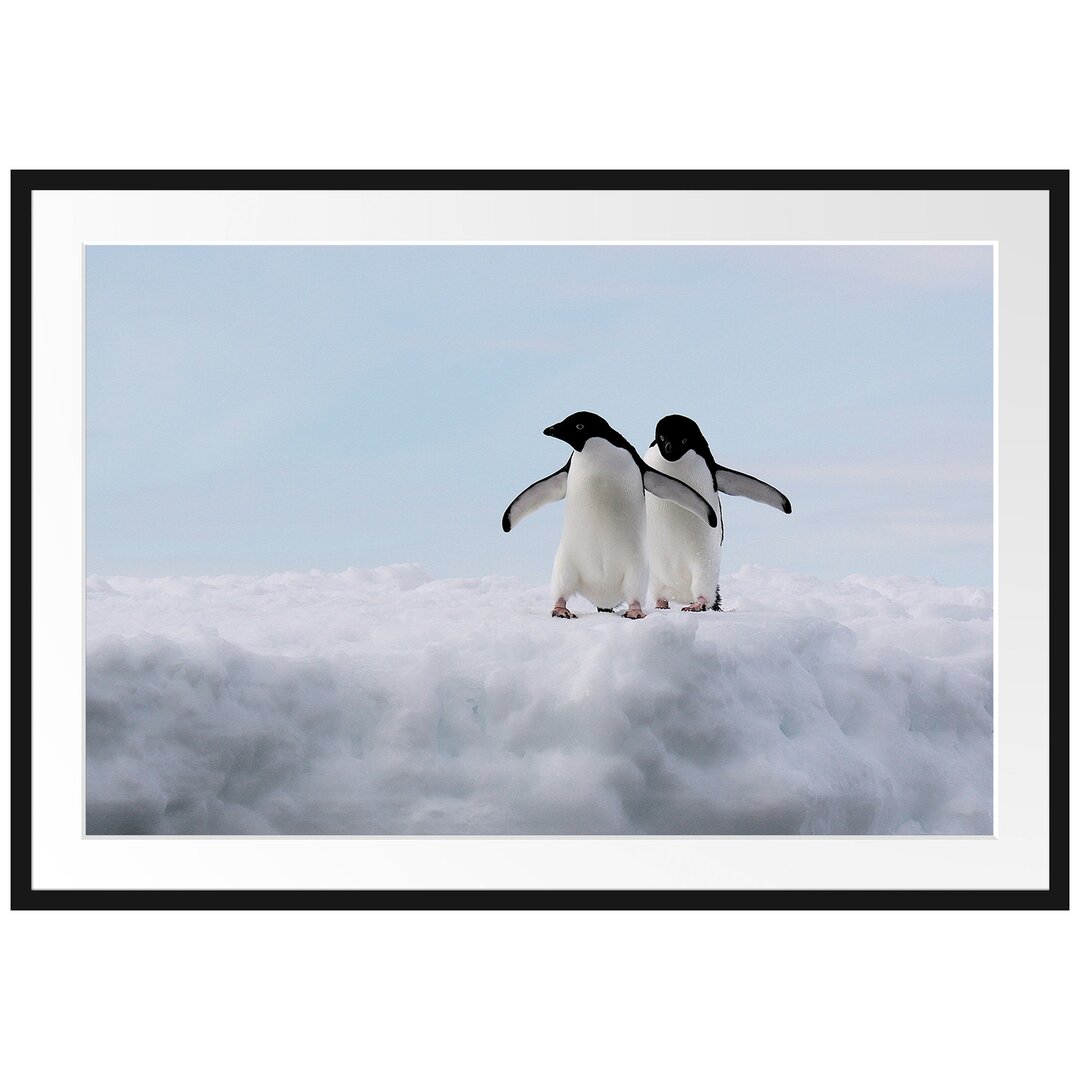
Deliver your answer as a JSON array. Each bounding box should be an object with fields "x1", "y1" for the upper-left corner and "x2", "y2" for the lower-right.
[
  {"x1": 682, "y1": 595, "x2": 710, "y2": 612},
  {"x1": 654, "y1": 598, "x2": 670, "y2": 610},
  {"x1": 551, "y1": 597, "x2": 577, "y2": 619},
  {"x1": 623, "y1": 601, "x2": 646, "y2": 620}
]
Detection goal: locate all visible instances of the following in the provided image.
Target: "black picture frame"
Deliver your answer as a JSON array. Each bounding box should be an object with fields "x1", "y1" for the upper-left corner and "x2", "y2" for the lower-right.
[{"x1": 10, "y1": 169, "x2": 1069, "y2": 911}]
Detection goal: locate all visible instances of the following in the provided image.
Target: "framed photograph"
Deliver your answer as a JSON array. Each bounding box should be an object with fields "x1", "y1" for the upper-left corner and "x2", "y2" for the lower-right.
[{"x1": 11, "y1": 170, "x2": 1067, "y2": 909}]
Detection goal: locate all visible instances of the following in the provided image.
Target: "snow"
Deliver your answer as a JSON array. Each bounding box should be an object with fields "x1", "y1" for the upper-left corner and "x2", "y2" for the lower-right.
[{"x1": 85, "y1": 564, "x2": 993, "y2": 835}]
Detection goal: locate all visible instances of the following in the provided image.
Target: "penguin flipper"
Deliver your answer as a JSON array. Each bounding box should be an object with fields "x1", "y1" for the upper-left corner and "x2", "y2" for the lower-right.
[
  {"x1": 643, "y1": 468, "x2": 718, "y2": 528},
  {"x1": 502, "y1": 458, "x2": 571, "y2": 532},
  {"x1": 714, "y1": 467, "x2": 792, "y2": 514}
]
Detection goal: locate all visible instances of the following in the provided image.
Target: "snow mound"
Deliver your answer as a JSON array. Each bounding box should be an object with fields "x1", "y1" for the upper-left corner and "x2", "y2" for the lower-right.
[{"x1": 85, "y1": 566, "x2": 993, "y2": 835}]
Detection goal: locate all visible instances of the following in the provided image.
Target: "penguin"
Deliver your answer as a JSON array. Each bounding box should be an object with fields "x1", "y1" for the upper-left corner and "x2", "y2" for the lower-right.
[
  {"x1": 502, "y1": 411, "x2": 717, "y2": 618},
  {"x1": 644, "y1": 414, "x2": 791, "y2": 611}
]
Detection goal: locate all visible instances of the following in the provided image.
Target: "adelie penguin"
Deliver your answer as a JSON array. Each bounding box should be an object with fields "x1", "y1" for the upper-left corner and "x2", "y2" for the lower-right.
[
  {"x1": 644, "y1": 414, "x2": 791, "y2": 612},
  {"x1": 503, "y1": 411, "x2": 717, "y2": 619}
]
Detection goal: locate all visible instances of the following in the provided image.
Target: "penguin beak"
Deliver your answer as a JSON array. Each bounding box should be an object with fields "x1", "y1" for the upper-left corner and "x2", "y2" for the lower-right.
[
  {"x1": 543, "y1": 425, "x2": 557, "y2": 437},
  {"x1": 664, "y1": 441, "x2": 673, "y2": 455}
]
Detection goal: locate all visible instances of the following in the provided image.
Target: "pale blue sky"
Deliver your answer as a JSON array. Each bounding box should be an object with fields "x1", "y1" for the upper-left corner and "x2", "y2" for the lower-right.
[{"x1": 85, "y1": 244, "x2": 993, "y2": 585}]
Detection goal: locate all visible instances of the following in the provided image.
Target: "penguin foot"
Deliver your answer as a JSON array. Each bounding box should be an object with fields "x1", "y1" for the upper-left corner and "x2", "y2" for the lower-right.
[
  {"x1": 551, "y1": 599, "x2": 577, "y2": 618},
  {"x1": 654, "y1": 599, "x2": 669, "y2": 610},
  {"x1": 623, "y1": 601, "x2": 646, "y2": 620},
  {"x1": 682, "y1": 596, "x2": 710, "y2": 612}
]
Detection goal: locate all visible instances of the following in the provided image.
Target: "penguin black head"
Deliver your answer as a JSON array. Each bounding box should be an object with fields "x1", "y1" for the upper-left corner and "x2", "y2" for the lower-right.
[
  {"x1": 544, "y1": 411, "x2": 617, "y2": 453},
  {"x1": 652, "y1": 414, "x2": 710, "y2": 463}
]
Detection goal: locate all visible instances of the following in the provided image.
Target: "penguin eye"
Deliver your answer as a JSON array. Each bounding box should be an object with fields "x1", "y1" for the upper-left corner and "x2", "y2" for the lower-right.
[
  {"x1": 682, "y1": 438, "x2": 688, "y2": 445},
  {"x1": 576, "y1": 423, "x2": 584, "y2": 430}
]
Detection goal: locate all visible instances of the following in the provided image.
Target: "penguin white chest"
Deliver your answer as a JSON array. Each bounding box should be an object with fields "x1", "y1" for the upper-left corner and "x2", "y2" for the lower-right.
[
  {"x1": 553, "y1": 439, "x2": 648, "y2": 607},
  {"x1": 644, "y1": 445, "x2": 721, "y2": 602}
]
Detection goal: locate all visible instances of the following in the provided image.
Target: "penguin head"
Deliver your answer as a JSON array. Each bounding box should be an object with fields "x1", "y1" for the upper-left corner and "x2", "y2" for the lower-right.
[
  {"x1": 652, "y1": 414, "x2": 708, "y2": 462},
  {"x1": 544, "y1": 411, "x2": 615, "y2": 453}
]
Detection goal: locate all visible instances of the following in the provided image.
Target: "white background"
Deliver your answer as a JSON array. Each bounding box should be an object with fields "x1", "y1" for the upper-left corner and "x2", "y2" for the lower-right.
[
  {"x1": 1, "y1": 3, "x2": 1075, "y2": 1079},
  {"x1": 32, "y1": 192, "x2": 1038, "y2": 890}
]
